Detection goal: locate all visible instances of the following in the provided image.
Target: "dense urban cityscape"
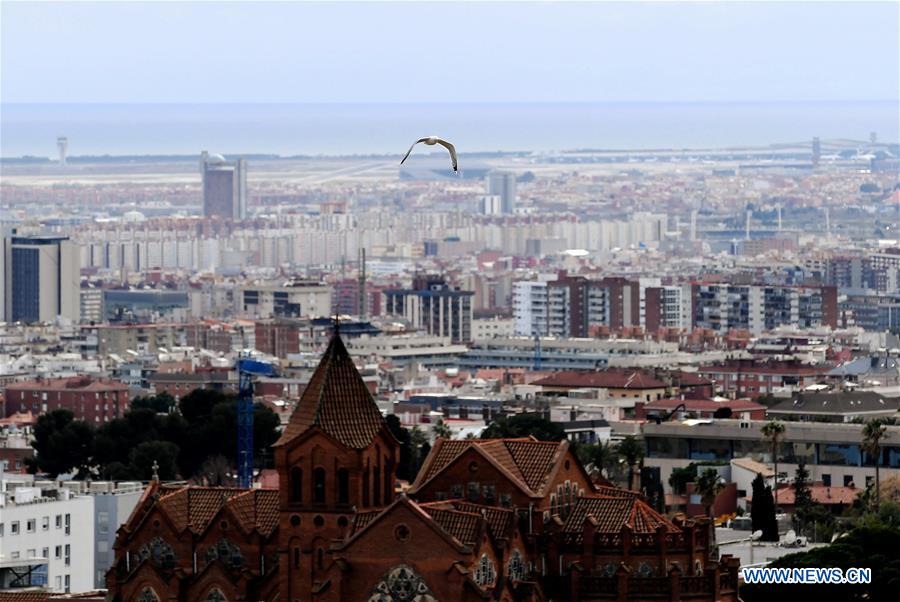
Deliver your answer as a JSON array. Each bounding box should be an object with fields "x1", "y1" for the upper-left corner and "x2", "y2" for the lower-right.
[{"x1": 2, "y1": 1, "x2": 899, "y2": 601}]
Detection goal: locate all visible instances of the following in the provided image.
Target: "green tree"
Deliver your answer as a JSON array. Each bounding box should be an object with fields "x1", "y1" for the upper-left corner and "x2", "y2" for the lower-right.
[
  {"x1": 751, "y1": 473, "x2": 779, "y2": 542},
  {"x1": 761, "y1": 420, "x2": 786, "y2": 508},
  {"x1": 131, "y1": 392, "x2": 176, "y2": 413},
  {"x1": 576, "y1": 441, "x2": 620, "y2": 481},
  {"x1": 862, "y1": 418, "x2": 887, "y2": 511},
  {"x1": 695, "y1": 468, "x2": 725, "y2": 545},
  {"x1": 130, "y1": 440, "x2": 180, "y2": 480},
  {"x1": 669, "y1": 463, "x2": 700, "y2": 494},
  {"x1": 27, "y1": 409, "x2": 95, "y2": 478},
  {"x1": 695, "y1": 468, "x2": 725, "y2": 520},
  {"x1": 481, "y1": 413, "x2": 564, "y2": 441},
  {"x1": 432, "y1": 418, "x2": 452, "y2": 440},
  {"x1": 616, "y1": 436, "x2": 644, "y2": 491},
  {"x1": 792, "y1": 461, "x2": 813, "y2": 534},
  {"x1": 385, "y1": 415, "x2": 416, "y2": 482}
]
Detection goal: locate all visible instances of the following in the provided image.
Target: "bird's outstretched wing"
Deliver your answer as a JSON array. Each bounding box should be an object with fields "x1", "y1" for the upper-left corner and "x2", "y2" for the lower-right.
[
  {"x1": 434, "y1": 138, "x2": 458, "y2": 172},
  {"x1": 400, "y1": 138, "x2": 431, "y2": 165}
]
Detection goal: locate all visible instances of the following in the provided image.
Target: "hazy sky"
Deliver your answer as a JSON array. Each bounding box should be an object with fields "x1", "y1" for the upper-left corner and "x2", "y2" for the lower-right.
[{"x1": 2, "y1": 1, "x2": 898, "y2": 104}]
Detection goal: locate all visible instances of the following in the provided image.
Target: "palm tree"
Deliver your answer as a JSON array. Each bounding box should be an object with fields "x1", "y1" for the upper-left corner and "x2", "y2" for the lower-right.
[
  {"x1": 616, "y1": 436, "x2": 644, "y2": 491},
  {"x1": 761, "y1": 421, "x2": 786, "y2": 509},
  {"x1": 862, "y1": 418, "x2": 887, "y2": 511},
  {"x1": 695, "y1": 468, "x2": 725, "y2": 545},
  {"x1": 433, "y1": 418, "x2": 452, "y2": 440}
]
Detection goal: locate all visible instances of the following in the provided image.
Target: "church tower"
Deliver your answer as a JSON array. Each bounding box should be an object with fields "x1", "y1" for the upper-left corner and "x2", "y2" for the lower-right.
[{"x1": 273, "y1": 334, "x2": 399, "y2": 601}]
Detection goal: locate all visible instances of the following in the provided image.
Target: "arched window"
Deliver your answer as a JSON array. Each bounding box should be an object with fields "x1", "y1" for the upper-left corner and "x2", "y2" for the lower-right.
[
  {"x1": 370, "y1": 565, "x2": 435, "y2": 601},
  {"x1": 313, "y1": 467, "x2": 326, "y2": 504},
  {"x1": 337, "y1": 468, "x2": 350, "y2": 504},
  {"x1": 474, "y1": 554, "x2": 496, "y2": 586},
  {"x1": 293, "y1": 547, "x2": 300, "y2": 569},
  {"x1": 316, "y1": 547, "x2": 324, "y2": 570},
  {"x1": 637, "y1": 562, "x2": 655, "y2": 577},
  {"x1": 290, "y1": 468, "x2": 302, "y2": 503},
  {"x1": 384, "y1": 463, "x2": 393, "y2": 505},
  {"x1": 205, "y1": 588, "x2": 227, "y2": 602},
  {"x1": 362, "y1": 467, "x2": 370, "y2": 507},
  {"x1": 508, "y1": 550, "x2": 525, "y2": 582},
  {"x1": 373, "y1": 466, "x2": 381, "y2": 505},
  {"x1": 137, "y1": 588, "x2": 160, "y2": 602}
]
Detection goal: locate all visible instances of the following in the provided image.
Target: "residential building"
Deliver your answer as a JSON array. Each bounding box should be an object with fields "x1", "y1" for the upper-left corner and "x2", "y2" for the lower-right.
[
  {"x1": 3, "y1": 377, "x2": 129, "y2": 423},
  {"x1": 383, "y1": 276, "x2": 473, "y2": 343},
  {"x1": 697, "y1": 359, "x2": 830, "y2": 399},
  {"x1": 767, "y1": 390, "x2": 900, "y2": 423},
  {"x1": 644, "y1": 419, "x2": 900, "y2": 498},
  {"x1": 0, "y1": 485, "x2": 94, "y2": 593},
  {"x1": 691, "y1": 283, "x2": 837, "y2": 334},
  {"x1": 236, "y1": 281, "x2": 332, "y2": 320}
]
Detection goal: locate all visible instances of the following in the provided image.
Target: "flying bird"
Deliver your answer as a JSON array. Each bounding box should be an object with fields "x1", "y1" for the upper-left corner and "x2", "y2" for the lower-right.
[{"x1": 400, "y1": 136, "x2": 458, "y2": 173}]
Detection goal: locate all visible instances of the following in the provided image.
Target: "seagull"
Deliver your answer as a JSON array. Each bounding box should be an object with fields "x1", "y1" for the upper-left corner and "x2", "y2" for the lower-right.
[{"x1": 400, "y1": 136, "x2": 458, "y2": 173}]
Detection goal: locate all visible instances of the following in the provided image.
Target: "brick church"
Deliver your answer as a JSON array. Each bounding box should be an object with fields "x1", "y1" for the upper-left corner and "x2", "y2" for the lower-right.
[{"x1": 106, "y1": 334, "x2": 740, "y2": 601}]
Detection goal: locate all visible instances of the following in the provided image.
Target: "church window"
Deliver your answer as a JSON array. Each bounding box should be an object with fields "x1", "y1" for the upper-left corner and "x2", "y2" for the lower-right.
[
  {"x1": 373, "y1": 466, "x2": 381, "y2": 505},
  {"x1": 338, "y1": 468, "x2": 350, "y2": 504},
  {"x1": 368, "y1": 564, "x2": 436, "y2": 602},
  {"x1": 316, "y1": 547, "x2": 324, "y2": 570},
  {"x1": 137, "y1": 588, "x2": 160, "y2": 602},
  {"x1": 474, "y1": 554, "x2": 496, "y2": 586},
  {"x1": 363, "y1": 467, "x2": 370, "y2": 507},
  {"x1": 205, "y1": 588, "x2": 227, "y2": 602},
  {"x1": 313, "y1": 467, "x2": 326, "y2": 504},
  {"x1": 467, "y1": 481, "x2": 480, "y2": 502},
  {"x1": 637, "y1": 562, "x2": 655, "y2": 577},
  {"x1": 290, "y1": 468, "x2": 302, "y2": 503},
  {"x1": 508, "y1": 550, "x2": 525, "y2": 582},
  {"x1": 203, "y1": 539, "x2": 244, "y2": 570},
  {"x1": 136, "y1": 537, "x2": 175, "y2": 569}
]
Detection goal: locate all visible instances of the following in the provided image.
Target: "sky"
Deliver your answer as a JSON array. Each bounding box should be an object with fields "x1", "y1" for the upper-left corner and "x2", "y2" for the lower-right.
[{"x1": 1, "y1": 1, "x2": 899, "y2": 104}]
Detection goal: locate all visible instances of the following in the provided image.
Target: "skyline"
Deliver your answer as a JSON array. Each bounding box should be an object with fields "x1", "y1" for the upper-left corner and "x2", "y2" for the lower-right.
[{"x1": 2, "y1": 1, "x2": 899, "y2": 104}]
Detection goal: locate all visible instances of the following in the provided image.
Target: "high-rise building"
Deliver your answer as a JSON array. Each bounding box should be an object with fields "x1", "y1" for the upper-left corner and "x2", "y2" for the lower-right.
[
  {"x1": 201, "y1": 151, "x2": 247, "y2": 220},
  {"x1": 487, "y1": 171, "x2": 516, "y2": 214},
  {"x1": 3, "y1": 234, "x2": 80, "y2": 323}
]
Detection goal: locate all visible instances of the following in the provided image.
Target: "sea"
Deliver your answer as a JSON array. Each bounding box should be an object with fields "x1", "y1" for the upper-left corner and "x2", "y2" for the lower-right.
[{"x1": 1, "y1": 101, "x2": 897, "y2": 158}]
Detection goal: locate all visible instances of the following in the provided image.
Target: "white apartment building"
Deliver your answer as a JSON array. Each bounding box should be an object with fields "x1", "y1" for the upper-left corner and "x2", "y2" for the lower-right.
[
  {"x1": 0, "y1": 479, "x2": 143, "y2": 594},
  {"x1": 471, "y1": 317, "x2": 516, "y2": 340},
  {"x1": 513, "y1": 280, "x2": 549, "y2": 336},
  {"x1": 0, "y1": 486, "x2": 93, "y2": 593}
]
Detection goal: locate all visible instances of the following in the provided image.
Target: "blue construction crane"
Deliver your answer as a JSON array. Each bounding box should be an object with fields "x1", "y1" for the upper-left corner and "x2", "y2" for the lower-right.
[{"x1": 236, "y1": 357, "x2": 277, "y2": 488}]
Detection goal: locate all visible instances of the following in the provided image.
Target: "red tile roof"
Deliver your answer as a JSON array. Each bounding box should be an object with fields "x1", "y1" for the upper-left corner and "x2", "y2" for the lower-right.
[
  {"x1": 274, "y1": 335, "x2": 388, "y2": 450},
  {"x1": 133, "y1": 485, "x2": 280, "y2": 539},
  {"x1": 765, "y1": 484, "x2": 858, "y2": 506},
  {"x1": 420, "y1": 500, "x2": 515, "y2": 541},
  {"x1": 411, "y1": 437, "x2": 568, "y2": 497},
  {"x1": 562, "y1": 493, "x2": 680, "y2": 542},
  {"x1": 533, "y1": 370, "x2": 666, "y2": 389},
  {"x1": 4, "y1": 377, "x2": 127, "y2": 392}
]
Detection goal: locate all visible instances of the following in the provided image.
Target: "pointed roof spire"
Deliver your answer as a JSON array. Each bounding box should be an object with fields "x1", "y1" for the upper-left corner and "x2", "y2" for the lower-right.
[{"x1": 274, "y1": 333, "x2": 386, "y2": 449}]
